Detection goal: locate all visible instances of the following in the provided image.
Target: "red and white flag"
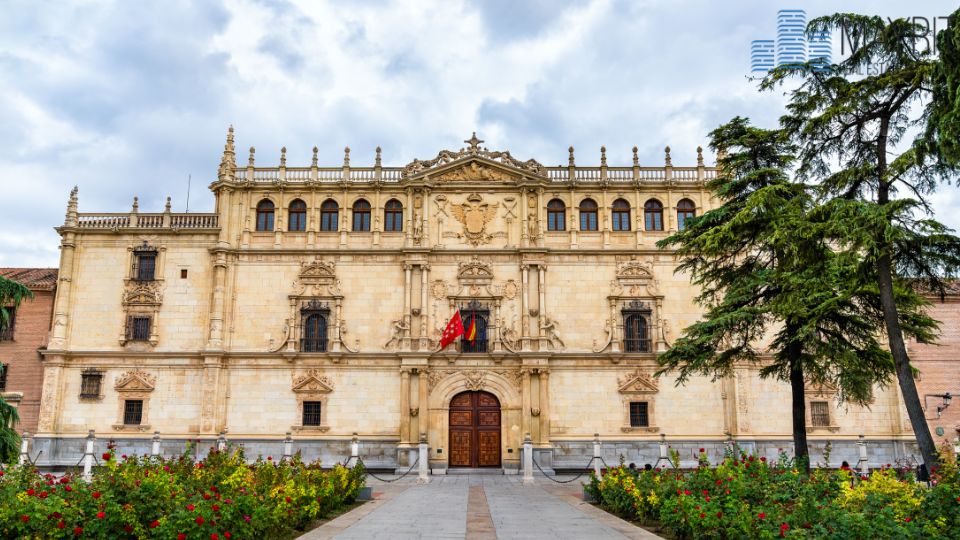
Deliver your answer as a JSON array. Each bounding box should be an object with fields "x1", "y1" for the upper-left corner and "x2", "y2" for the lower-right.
[{"x1": 439, "y1": 311, "x2": 465, "y2": 349}]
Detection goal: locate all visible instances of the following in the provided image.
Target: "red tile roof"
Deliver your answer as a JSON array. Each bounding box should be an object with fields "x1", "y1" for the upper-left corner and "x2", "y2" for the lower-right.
[{"x1": 0, "y1": 268, "x2": 58, "y2": 291}]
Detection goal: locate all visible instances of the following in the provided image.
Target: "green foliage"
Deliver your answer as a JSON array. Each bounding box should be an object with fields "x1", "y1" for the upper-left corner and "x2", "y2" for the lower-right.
[
  {"x1": 922, "y1": 8, "x2": 960, "y2": 168},
  {"x1": 0, "y1": 445, "x2": 365, "y2": 539},
  {"x1": 0, "y1": 275, "x2": 31, "y2": 464}
]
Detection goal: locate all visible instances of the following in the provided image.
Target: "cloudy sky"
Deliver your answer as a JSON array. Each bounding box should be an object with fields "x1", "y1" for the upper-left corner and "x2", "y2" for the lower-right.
[{"x1": 1, "y1": 0, "x2": 958, "y2": 267}]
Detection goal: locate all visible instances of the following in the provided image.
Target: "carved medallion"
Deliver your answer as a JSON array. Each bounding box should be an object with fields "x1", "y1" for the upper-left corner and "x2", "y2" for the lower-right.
[{"x1": 451, "y1": 194, "x2": 499, "y2": 246}]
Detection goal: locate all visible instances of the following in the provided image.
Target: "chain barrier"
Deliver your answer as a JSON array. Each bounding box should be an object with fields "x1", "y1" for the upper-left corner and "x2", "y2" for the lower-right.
[
  {"x1": 532, "y1": 455, "x2": 602, "y2": 484},
  {"x1": 361, "y1": 456, "x2": 420, "y2": 483},
  {"x1": 19, "y1": 450, "x2": 42, "y2": 467},
  {"x1": 341, "y1": 455, "x2": 357, "y2": 468}
]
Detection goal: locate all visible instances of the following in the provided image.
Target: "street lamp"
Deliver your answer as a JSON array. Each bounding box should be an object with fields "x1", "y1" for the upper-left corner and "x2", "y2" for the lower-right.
[{"x1": 926, "y1": 392, "x2": 953, "y2": 419}]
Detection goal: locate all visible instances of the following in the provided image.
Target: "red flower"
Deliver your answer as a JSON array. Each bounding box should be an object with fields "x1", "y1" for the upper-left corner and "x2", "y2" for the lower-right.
[
  {"x1": 780, "y1": 523, "x2": 789, "y2": 537},
  {"x1": 683, "y1": 489, "x2": 691, "y2": 496},
  {"x1": 212, "y1": 505, "x2": 220, "y2": 512},
  {"x1": 96, "y1": 512, "x2": 105, "y2": 520},
  {"x1": 760, "y1": 456, "x2": 767, "y2": 462},
  {"x1": 211, "y1": 535, "x2": 219, "y2": 540},
  {"x1": 758, "y1": 512, "x2": 766, "y2": 520},
  {"x1": 21, "y1": 515, "x2": 29, "y2": 523},
  {"x1": 65, "y1": 485, "x2": 73, "y2": 492},
  {"x1": 285, "y1": 496, "x2": 292, "y2": 503},
  {"x1": 725, "y1": 489, "x2": 730, "y2": 494},
  {"x1": 705, "y1": 496, "x2": 711, "y2": 502},
  {"x1": 150, "y1": 520, "x2": 160, "y2": 528},
  {"x1": 699, "y1": 447, "x2": 705, "y2": 452},
  {"x1": 124, "y1": 525, "x2": 133, "y2": 533},
  {"x1": 121, "y1": 454, "x2": 127, "y2": 459},
  {"x1": 164, "y1": 466, "x2": 171, "y2": 472},
  {"x1": 715, "y1": 479, "x2": 722, "y2": 485},
  {"x1": 58, "y1": 521, "x2": 66, "y2": 529},
  {"x1": 92, "y1": 491, "x2": 101, "y2": 499},
  {"x1": 267, "y1": 456, "x2": 273, "y2": 461},
  {"x1": 0, "y1": 471, "x2": 4, "y2": 477},
  {"x1": 203, "y1": 493, "x2": 212, "y2": 500},
  {"x1": 178, "y1": 535, "x2": 186, "y2": 540},
  {"x1": 187, "y1": 504, "x2": 196, "y2": 511},
  {"x1": 905, "y1": 517, "x2": 912, "y2": 523},
  {"x1": 243, "y1": 515, "x2": 251, "y2": 523},
  {"x1": 102, "y1": 452, "x2": 111, "y2": 460},
  {"x1": 74, "y1": 527, "x2": 83, "y2": 536},
  {"x1": 26, "y1": 488, "x2": 35, "y2": 496},
  {"x1": 702, "y1": 489, "x2": 709, "y2": 495},
  {"x1": 39, "y1": 491, "x2": 49, "y2": 498},
  {"x1": 224, "y1": 533, "x2": 231, "y2": 539},
  {"x1": 196, "y1": 516, "x2": 205, "y2": 525},
  {"x1": 699, "y1": 512, "x2": 705, "y2": 519},
  {"x1": 716, "y1": 511, "x2": 722, "y2": 518}
]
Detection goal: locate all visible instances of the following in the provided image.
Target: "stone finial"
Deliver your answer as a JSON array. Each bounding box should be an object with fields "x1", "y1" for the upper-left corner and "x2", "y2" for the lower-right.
[
  {"x1": 632, "y1": 146, "x2": 639, "y2": 167},
  {"x1": 343, "y1": 146, "x2": 351, "y2": 167},
  {"x1": 64, "y1": 186, "x2": 79, "y2": 226},
  {"x1": 312, "y1": 146, "x2": 318, "y2": 167},
  {"x1": 600, "y1": 146, "x2": 607, "y2": 167},
  {"x1": 132, "y1": 197, "x2": 139, "y2": 213},
  {"x1": 464, "y1": 132, "x2": 484, "y2": 153},
  {"x1": 697, "y1": 146, "x2": 704, "y2": 167},
  {"x1": 280, "y1": 146, "x2": 287, "y2": 167},
  {"x1": 664, "y1": 146, "x2": 672, "y2": 167},
  {"x1": 568, "y1": 146, "x2": 575, "y2": 167},
  {"x1": 248, "y1": 146, "x2": 256, "y2": 167},
  {"x1": 218, "y1": 125, "x2": 236, "y2": 180},
  {"x1": 375, "y1": 146, "x2": 382, "y2": 167},
  {"x1": 164, "y1": 197, "x2": 172, "y2": 213}
]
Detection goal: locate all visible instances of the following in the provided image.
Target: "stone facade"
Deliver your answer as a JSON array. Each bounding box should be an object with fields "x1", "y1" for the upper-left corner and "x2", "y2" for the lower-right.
[
  {"x1": 34, "y1": 130, "x2": 928, "y2": 470},
  {"x1": 0, "y1": 267, "x2": 57, "y2": 434}
]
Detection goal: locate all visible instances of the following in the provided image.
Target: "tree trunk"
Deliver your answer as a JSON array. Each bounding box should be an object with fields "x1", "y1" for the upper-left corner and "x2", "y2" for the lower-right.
[
  {"x1": 786, "y1": 326, "x2": 810, "y2": 473},
  {"x1": 876, "y1": 118, "x2": 939, "y2": 469}
]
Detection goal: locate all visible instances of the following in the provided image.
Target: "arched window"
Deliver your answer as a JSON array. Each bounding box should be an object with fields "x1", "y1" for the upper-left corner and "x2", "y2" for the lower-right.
[
  {"x1": 352, "y1": 199, "x2": 371, "y2": 231},
  {"x1": 460, "y1": 302, "x2": 490, "y2": 353},
  {"x1": 547, "y1": 199, "x2": 566, "y2": 231},
  {"x1": 288, "y1": 199, "x2": 306, "y2": 231},
  {"x1": 644, "y1": 199, "x2": 664, "y2": 231},
  {"x1": 256, "y1": 199, "x2": 275, "y2": 231},
  {"x1": 384, "y1": 199, "x2": 403, "y2": 232},
  {"x1": 623, "y1": 313, "x2": 650, "y2": 352},
  {"x1": 579, "y1": 198, "x2": 598, "y2": 231},
  {"x1": 302, "y1": 313, "x2": 328, "y2": 352},
  {"x1": 320, "y1": 199, "x2": 339, "y2": 232},
  {"x1": 611, "y1": 198, "x2": 631, "y2": 231},
  {"x1": 677, "y1": 199, "x2": 696, "y2": 231}
]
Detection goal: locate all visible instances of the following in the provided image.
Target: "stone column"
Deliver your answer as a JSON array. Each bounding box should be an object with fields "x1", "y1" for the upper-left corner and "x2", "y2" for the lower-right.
[
  {"x1": 537, "y1": 266, "x2": 547, "y2": 335},
  {"x1": 399, "y1": 369, "x2": 412, "y2": 445},
  {"x1": 417, "y1": 370, "x2": 429, "y2": 442},
  {"x1": 520, "y1": 265, "x2": 530, "y2": 341},
  {"x1": 207, "y1": 250, "x2": 228, "y2": 349},
  {"x1": 521, "y1": 369, "x2": 531, "y2": 441},
  {"x1": 420, "y1": 265, "x2": 429, "y2": 340},
  {"x1": 538, "y1": 370, "x2": 551, "y2": 444},
  {"x1": 403, "y1": 263, "x2": 413, "y2": 331}
]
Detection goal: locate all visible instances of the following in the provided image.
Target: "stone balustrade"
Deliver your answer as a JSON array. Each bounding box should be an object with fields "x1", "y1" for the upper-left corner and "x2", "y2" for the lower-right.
[{"x1": 75, "y1": 213, "x2": 218, "y2": 229}]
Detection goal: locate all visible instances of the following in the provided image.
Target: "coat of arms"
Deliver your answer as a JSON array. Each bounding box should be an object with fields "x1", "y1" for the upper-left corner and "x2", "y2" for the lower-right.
[{"x1": 451, "y1": 193, "x2": 499, "y2": 246}]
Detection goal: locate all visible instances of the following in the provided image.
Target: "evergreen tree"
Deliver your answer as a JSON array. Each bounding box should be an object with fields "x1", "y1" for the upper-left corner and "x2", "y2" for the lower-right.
[
  {"x1": 0, "y1": 275, "x2": 30, "y2": 463},
  {"x1": 762, "y1": 14, "x2": 960, "y2": 468},
  {"x1": 656, "y1": 118, "x2": 894, "y2": 472}
]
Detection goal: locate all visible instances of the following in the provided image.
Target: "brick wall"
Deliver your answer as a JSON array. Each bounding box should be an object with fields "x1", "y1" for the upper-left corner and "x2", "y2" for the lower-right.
[
  {"x1": 0, "y1": 289, "x2": 54, "y2": 434},
  {"x1": 910, "y1": 296, "x2": 960, "y2": 446}
]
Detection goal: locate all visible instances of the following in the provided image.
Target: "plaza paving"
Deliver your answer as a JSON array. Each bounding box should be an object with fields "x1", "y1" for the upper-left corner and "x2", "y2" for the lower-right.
[{"x1": 299, "y1": 474, "x2": 663, "y2": 540}]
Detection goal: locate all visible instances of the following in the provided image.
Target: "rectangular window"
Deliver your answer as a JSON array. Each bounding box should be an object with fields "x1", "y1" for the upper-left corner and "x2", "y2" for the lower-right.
[
  {"x1": 629, "y1": 401, "x2": 649, "y2": 427},
  {"x1": 0, "y1": 308, "x2": 14, "y2": 341},
  {"x1": 645, "y1": 212, "x2": 662, "y2": 231},
  {"x1": 548, "y1": 212, "x2": 565, "y2": 231},
  {"x1": 80, "y1": 372, "x2": 102, "y2": 398},
  {"x1": 135, "y1": 252, "x2": 156, "y2": 281},
  {"x1": 127, "y1": 316, "x2": 152, "y2": 342},
  {"x1": 321, "y1": 212, "x2": 338, "y2": 231},
  {"x1": 123, "y1": 399, "x2": 143, "y2": 425},
  {"x1": 303, "y1": 401, "x2": 322, "y2": 426},
  {"x1": 353, "y1": 212, "x2": 371, "y2": 231},
  {"x1": 580, "y1": 213, "x2": 598, "y2": 231},
  {"x1": 0, "y1": 363, "x2": 8, "y2": 392},
  {"x1": 810, "y1": 401, "x2": 830, "y2": 427}
]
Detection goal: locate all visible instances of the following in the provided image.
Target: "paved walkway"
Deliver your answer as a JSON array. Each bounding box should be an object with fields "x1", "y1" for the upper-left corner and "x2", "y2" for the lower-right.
[{"x1": 299, "y1": 475, "x2": 663, "y2": 540}]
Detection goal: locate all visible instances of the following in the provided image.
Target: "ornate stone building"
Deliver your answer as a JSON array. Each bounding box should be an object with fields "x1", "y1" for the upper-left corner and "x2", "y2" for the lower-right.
[{"x1": 33, "y1": 130, "x2": 921, "y2": 471}]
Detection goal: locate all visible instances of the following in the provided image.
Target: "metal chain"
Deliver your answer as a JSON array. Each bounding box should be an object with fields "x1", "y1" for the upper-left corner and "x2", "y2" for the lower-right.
[
  {"x1": 362, "y1": 456, "x2": 420, "y2": 483},
  {"x1": 532, "y1": 455, "x2": 601, "y2": 484}
]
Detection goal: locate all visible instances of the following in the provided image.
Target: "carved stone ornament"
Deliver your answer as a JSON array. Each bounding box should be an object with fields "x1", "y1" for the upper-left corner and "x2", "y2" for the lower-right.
[
  {"x1": 114, "y1": 370, "x2": 157, "y2": 393},
  {"x1": 457, "y1": 255, "x2": 494, "y2": 286},
  {"x1": 617, "y1": 369, "x2": 659, "y2": 394},
  {"x1": 292, "y1": 370, "x2": 335, "y2": 394},
  {"x1": 435, "y1": 162, "x2": 516, "y2": 182},
  {"x1": 431, "y1": 280, "x2": 450, "y2": 300},
  {"x1": 451, "y1": 194, "x2": 499, "y2": 246},
  {"x1": 292, "y1": 259, "x2": 339, "y2": 297},
  {"x1": 493, "y1": 369, "x2": 524, "y2": 391},
  {"x1": 122, "y1": 281, "x2": 163, "y2": 306},
  {"x1": 614, "y1": 257, "x2": 660, "y2": 296},
  {"x1": 502, "y1": 280, "x2": 518, "y2": 300},
  {"x1": 403, "y1": 133, "x2": 546, "y2": 177},
  {"x1": 463, "y1": 370, "x2": 485, "y2": 391}
]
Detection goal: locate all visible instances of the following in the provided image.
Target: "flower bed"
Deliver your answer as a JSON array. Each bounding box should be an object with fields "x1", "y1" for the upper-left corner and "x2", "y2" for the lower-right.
[
  {"x1": 586, "y1": 447, "x2": 960, "y2": 539},
  {"x1": 0, "y1": 445, "x2": 365, "y2": 539}
]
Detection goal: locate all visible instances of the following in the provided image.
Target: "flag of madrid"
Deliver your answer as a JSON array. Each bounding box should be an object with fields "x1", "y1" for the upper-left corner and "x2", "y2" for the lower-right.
[{"x1": 439, "y1": 311, "x2": 465, "y2": 349}]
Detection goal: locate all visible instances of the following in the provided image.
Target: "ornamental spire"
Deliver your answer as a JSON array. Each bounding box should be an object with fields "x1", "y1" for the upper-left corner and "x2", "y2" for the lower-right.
[
  {"x1": 248, "y1": 146, "x2": 256, "y2": 167},
  {"x1": 343, "y1": 147, "x2": 351, "y2": 167},
  {"x1": 375, "y1": 146, "x2": 382, "y2": 167},
  {"x1": 312, "y1": 146, "x2": 318, "y2": 167},
  {"x1": 632, "y1": 146, "x2": 639, "y2": 167},
  {"x1": 664, "y1": 146, "x2": 672, "y2": 167},
  {"x1": 280, "y1": 146, "x2": 287, "y2": 167},
  {"x1": 697, "y1": 145, "x2": 704, "y2": 167},
  {"x1": 464, "y1": 132, "x2": 484, "y2": 153},
  {"x1": 600, "y1": 146, "x2": 607, "y2": 167},
  {"x1": 64, "y1": 186, "x2": 78, "y2": 227},
  {"x1": 217, "y1": 125, "x2": 236, "y2": 181},
  {"x1": 568, "y1": 146, "x2": 575, "y2": 167}
]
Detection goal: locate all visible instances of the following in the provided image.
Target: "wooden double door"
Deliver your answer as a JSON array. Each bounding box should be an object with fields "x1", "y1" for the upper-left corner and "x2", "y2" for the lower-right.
[{"x1": 449, "y1": 391, "x2": 501, "y2": 468}]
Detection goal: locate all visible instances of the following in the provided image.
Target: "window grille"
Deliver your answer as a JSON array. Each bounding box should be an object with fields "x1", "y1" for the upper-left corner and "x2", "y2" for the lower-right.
[
  {"x1": 459, "y1": 300, "x2": 489, "y2": 353},
  {"x1": 0, "y1": 363, "x2": 8, "y2": 391},
  {"x1": 300, "y1": 300, "x2": 330, "y2": 352},
  {"x1": 629, "y1": 401, "x2": 649, "y2": 427},
  {"x1": 302, "y1": 401, "x2": 322, "y2": 426},
  {"x1": 622, "y1": 301, "x2": 652, "y2": 352},
  {"x1": 123, "y1": 400, "x2": 143, "y2": 425},
  {"x1": 80, "y1": 371, "x2": 103, "y2": 398},
  {"x1": 810, "y1": 401, "x2": 830, "y2": 427},
  {"x1": 127, "y1": 316, "x2": 152, "y2": 342}
]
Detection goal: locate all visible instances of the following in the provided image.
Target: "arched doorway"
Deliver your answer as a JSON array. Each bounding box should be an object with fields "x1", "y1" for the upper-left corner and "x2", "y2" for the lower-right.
[{"x1": 449, "y1": 390, "x2": 501, "y2": 468}]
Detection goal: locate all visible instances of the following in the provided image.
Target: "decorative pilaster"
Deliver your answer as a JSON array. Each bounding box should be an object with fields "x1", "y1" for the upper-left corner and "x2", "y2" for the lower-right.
[
  {"x1": 399, "y1": 368, "x2": 412, "y2": 444},
  {"x1": 538, "y1": 370, "x2": 551, "y2": 445},
  {"x1": 49, "y1": 187, "x2": 78, "y2": 350}
]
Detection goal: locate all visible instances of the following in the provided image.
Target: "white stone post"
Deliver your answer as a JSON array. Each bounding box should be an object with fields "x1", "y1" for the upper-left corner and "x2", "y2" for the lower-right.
[
  {"x1": 417, "y1": 434, "x2": 430, "y2": 484},
  {"x1": 351, "y1": 433, "x2": 360, "y2": 464},
  {"x1": 660, "y1": 434, "x2": 669, "y2": 460},
  {"x1": 857, "y1": 434, "x2": 869, "y2": 476},
  {"x1": 151, "y1": 431, "x2": 161, "y2": 457},
  {"x1": 523, "y1": 433, "x2": 534, "y2": 484},
  {"x1": 217, "y1": 431, "x2": 227, "y2": 452},
  {"x1": 18, "y1": 431, "x2": 30, "y2": 466},
  {"x1": 282, "y1": 431, "x2": 293, "y2": 461},
  {"x1": 593, "y1": 433, "x2": 603, "y2": 480},
  {"x1": 82, "y1": 430, "x2": 95, "y2": 482}
]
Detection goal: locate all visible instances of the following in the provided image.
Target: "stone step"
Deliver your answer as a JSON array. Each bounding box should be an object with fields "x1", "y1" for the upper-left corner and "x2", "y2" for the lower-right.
[{"x1": 445, "y1": 467, "x2": 504, "y2": 475}]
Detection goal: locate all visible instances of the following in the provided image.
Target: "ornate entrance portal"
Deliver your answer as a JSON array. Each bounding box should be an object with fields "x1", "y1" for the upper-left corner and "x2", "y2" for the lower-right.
[{"x1": 449, "y1": 390, "x2": 501, "y2": 468}]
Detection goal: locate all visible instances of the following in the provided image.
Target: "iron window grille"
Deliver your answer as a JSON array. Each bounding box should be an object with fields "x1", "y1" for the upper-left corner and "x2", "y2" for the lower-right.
[
  {"x1": 810, "y1": 401, "x2": 830, "y2": 427},
  {"x1": 80, "y1": 370, "x2": 103, "y2": 398},
  {"x1": 0, "y1": 308, "x2": 15, "y2": 341},
  {"x1": 123, "y1": 399, "x2": 143, "y2": 425},
  {"x1": 622, "y1": 301, "x2": 652, "y2": 353},
  {"x1": 629, "y1": 401, "x2": 649, "y2": 427},
  {"x1": 300, "y1": 300, "x2": 330, "y2": 352},
  {"x1": 126, "y1": 316, "x2": 152, "y2": 342},
  {"x1": 302, "y1": 401, "x2": 322, "y2": 426},
  {"x1": 459, "y1": 300, "x2": 489, "y2": 353}
]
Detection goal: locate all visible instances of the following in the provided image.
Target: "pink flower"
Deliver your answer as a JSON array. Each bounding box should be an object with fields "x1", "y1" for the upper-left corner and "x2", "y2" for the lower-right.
[{"x1": 243, "y1": 515, "x2": 251, "y2": 523}]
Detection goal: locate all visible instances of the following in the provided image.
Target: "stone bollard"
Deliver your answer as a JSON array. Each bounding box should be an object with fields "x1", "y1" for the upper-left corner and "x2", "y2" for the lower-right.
[
  {"x1": 522, "y1": 433, "x2": 534, "y2": 484},
  {"x1": 857, "y1": 434, "x2": 869, "y2": 476},
  {"x1": 351, "y1": 432, "x2": 360, "y2": 463},
  {"x1": 82, "y1": 430, "x2": 96, "y2": 482},
  {"x1": 151, "y1": 431, "x2": 161, "y2": 457},
  {"x1": 217, "y1": 431, "x2": 227, "y2": 452},
  {"x1": 282, "y1": 431, "x2": 293, "y2": 461},
  {"x1": 417, "y1": 434, "x2": 430, "y2": 484},
  {"x1": 18, "y1": 431, "x2": 30, "y2": 466},
  {"x1": 593, "y1": 433, "x2": 603, "y2": 480}
]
